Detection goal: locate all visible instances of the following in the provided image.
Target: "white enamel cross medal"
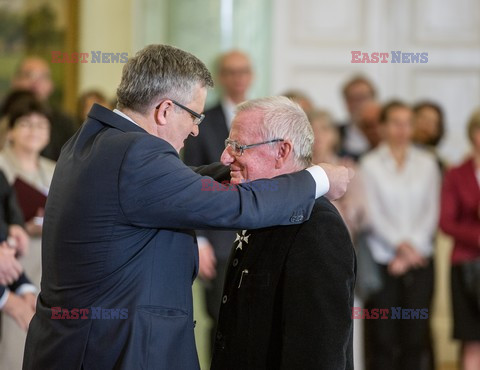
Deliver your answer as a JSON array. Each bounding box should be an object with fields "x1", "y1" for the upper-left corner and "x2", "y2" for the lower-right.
[{"x1": 234, "y1": 230, "x2": 251, "y2": 251}]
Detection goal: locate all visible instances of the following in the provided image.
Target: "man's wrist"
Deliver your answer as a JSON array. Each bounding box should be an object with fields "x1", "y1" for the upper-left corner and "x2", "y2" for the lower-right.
[
  {"x1": 306, "y1": 166, "x2": 330, "y2": 198},
  {"x1": 196, "y1": 236, "x2": 210, "y2": 249}
]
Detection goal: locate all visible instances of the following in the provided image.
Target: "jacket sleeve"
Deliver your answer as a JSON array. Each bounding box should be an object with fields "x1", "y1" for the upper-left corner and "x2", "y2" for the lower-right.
[
  {"x1": 191, "y1": 163, "x2": 230, "y2": 182},
  {"x1": 0, "y1": 171, "x2": 24, "y2": 227},
  {"x1": 119, "y1": 136, "x2": 316, "y2": 231},
  {"x1": 280, "y1": 204, "x2": 356, "y2": 369},
  {"x1": 440, "y1": 168, "x2": 480, "y2": 247}
]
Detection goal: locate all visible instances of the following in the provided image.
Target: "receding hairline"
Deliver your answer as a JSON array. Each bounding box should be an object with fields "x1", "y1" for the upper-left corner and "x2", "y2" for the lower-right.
[
  {"x1": 217, "y1": 50, "x2": 252, "y2": 71},
  {"x1": 15, "y1": 56, "x2": 50, "y2": 76}
]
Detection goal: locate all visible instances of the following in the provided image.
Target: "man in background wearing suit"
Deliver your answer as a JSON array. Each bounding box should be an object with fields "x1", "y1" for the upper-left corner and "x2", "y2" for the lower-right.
[
  {"x1": 183, "y1": 49, "x2": 253, "y2": 355},
  {"x1": 338, "y1": 75, "x2": 378, "y2": 161},
  {"x1": 10, "y1": 57, "x2": 77, "y2": 161},
  {"x1": 212, "y1": 96, "x2": 356, "y2": 370},
  {"x1": 23, "y1": 44, "x2": 351, "y2": 369}
]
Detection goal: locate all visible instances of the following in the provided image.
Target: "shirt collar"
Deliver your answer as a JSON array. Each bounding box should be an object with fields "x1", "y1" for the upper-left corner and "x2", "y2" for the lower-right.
[
  {"x1": 221, "y1": 98, "x2": 238, "y2": 130},
  {"x1": 113, "y1": 109, "x2": 140, "y2": 127}
]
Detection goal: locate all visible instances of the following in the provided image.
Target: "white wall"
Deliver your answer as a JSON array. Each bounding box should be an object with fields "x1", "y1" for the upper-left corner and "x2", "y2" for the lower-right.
[
  {"x1": 78, "y1": 0, "x2": 134, "y2": 100},
  {"x1": 272, "y1": 0, "x2": 480, "y2": 165}
]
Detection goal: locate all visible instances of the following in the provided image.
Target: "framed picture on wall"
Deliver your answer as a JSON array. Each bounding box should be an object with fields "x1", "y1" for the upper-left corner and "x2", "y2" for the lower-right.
[{"x1": 0, "y1": 0, "x2": 78, "y2": 114}]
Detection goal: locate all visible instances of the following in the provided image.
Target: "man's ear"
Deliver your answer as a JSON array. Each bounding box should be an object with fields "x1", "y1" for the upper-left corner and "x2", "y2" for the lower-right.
[
  {"x1": 275, "y1": 140, "x2": 293, "y2": 169},
  {"x1": 154, "y1": 100, "x2": 173, "y2": 126}
]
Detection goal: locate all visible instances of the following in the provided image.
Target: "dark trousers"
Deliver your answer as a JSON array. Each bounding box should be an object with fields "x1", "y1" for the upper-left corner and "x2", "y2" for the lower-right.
[
  {"x1": 204, "y1": 258, "x2": 228, "y2": 359},
  {"x1": 365, "y1": 261, "x2": 434, "y2": 370}
]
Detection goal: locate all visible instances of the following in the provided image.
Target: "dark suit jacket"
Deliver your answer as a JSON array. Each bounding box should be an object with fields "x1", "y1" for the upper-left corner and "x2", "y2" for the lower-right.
[
  {"x1": 41, "y1": 108, "x2": 77, "y2": 161},
  {"x1": 212, "y1": 197, "x2": 356, "y2": 370},
  {"x1": 183, "y1": 103, "x2": 229, "y2": 167},
  {"x1": 23, "y1": 104, "x2": 318, "y2": 370},
  {"x1": 183, "y1": 103, "x2": 234, "y2": 260}
]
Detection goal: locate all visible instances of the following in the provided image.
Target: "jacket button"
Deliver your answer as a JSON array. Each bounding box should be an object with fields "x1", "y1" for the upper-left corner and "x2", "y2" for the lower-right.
[
  {"x1": 232, "y1": 258, "x2": 238, "y2": 267},
  {"x1": 290, "y1": 214, "x2": 304, "y2": 223},
  {"x1": 222, "y1": 295, "x2": 228, "y2": 304}
]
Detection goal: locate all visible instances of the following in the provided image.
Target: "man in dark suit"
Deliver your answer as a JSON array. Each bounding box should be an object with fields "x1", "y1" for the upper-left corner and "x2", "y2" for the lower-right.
[
  {"x1": 183, "y1": 49, "x2": 254, "y2": 354},
  {"x1": 11, "y1": 57, "x2": 77, "y2": 161},
  {"x1": 22, "y1": 45, "x2": 351, "y2": 369},
  {"x1": 337, "y1": 75, "x2": 377, "y2": 161},
  {"x1": 212, "y1": 96, "x2": 356, "y2": 369}
]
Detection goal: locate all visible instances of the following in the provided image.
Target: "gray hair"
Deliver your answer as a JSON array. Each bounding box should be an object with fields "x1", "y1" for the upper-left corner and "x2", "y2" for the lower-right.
[
  {"x1": 237, "y1": 96, "x2": 314, "y2": 167},
  {"x1": 116, "y1": 44, "x2": 213, "y2": 114}
]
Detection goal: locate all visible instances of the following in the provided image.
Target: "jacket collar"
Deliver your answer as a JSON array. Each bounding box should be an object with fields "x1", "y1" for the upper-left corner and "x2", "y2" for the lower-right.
[{"x1": 87, "y1": 104, "x2": 147, "y2": 134}]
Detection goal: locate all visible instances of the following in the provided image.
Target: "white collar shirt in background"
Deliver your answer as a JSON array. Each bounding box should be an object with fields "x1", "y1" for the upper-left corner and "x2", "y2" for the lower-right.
[
  {"x1": 221, "y1": 98, "x2": 237, "y2": 131},
  {"x1": 359, "y1": 143, "x2": 441, "y2": 264}
]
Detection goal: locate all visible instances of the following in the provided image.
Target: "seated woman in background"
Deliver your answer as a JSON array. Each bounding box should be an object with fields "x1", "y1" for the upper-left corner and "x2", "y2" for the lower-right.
[
  {"x1": 0, "y1": 91, "x2": 55, "y2": 370},
  {"x1": 440, "y1": 109, "x2": 480, "y2": 370},
  {"x1": 359, "y1": 100, "x2": 441, "y2": 370}
]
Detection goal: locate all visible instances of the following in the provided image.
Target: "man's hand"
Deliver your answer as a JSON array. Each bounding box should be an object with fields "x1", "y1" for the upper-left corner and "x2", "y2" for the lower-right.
[
  {"x1": 319, "y1": 163, "x2": 354, "y2": 201},
  {"x1": 0, "y1": 242, "x2": 23, "y2": 285},
  {"x1": 2, "y1": 293, "x2": 35, "y2": 331},
  {"x1": 198, "y1": 242, "x2": 217, "y2": 280},
  {"x1": 8, "y1": 224, "x2": 30, "y2": 257}
]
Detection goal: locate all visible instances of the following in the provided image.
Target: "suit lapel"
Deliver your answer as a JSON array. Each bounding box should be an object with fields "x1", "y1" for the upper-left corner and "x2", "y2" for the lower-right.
[{"x1": 239, "y1": 225, "x2": 300, "y2": 270}]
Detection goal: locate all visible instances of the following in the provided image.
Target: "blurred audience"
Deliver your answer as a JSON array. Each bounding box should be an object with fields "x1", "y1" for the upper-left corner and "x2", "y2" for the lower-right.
[
  {"x1": 0, "y1": 172, "x2": 33, "y2": 336},
  {"x1": 183, "y1": 49, "x2": 254, "y2": 357},
  {"x1": 309, "y1": 109, "x2": 370, "y2": 370},
  {"x1": 10, "y1": 56, "x2": 76, "y2": 161},
  {"x1": 77, "y1": 89, "x2": 111, "y2": 127},
  {"x1": 338, "y1": 75, "x2": 378, "y2": 160},
  {"x1": 413, "y1": 101, "x2": 446, "y2": 171},
  {"x1": 309, "y1": 109, "x2": 368, "y2": 236},
  {"x1": 357, "y1": 101, "x2": 382, "y2": 151},
  {"x1": 440, "y1": 109, "x2": 480, "y2": 370},
  {"x1": 360, "y1": 101, "x2": 440, "y2": 370},
  {"x1": 282, "y1": 90, "x2": 314, "y2": 115},
  {"x1": 0, "y1": 91, "x2": 55, "y2": 369}
]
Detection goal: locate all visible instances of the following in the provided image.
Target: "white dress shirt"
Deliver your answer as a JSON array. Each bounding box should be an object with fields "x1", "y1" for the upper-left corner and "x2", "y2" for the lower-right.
[
  {"x1": 359, "y1": 143, "x2": 440, "y2": 264},
  {"x1": 343, "y1": 122, "x2": 370, "y2": 156},
  {"x1": 221, "y1": 98, "x2": 237, "y2": 131}
]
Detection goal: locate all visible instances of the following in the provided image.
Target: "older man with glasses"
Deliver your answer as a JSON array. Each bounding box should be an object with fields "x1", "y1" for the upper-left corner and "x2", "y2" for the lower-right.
[
  {"x1": 23, "y1": 45, "x2": 351, "y2": 370},
  {"x1": 211, "y1": 96, "x2": 356, "y2": 370}
]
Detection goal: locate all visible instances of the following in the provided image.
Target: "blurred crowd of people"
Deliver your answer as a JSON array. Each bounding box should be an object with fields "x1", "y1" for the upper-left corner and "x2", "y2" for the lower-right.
[
  {"x1": 181, "y1": 50, "x2": 479, "y2": 370},
  {"x1": 0, "y1": 51, "x2": 478, "y2": 370},
  {"x1": 0, "y1": 56, "x2": 112, "y2": 368}
]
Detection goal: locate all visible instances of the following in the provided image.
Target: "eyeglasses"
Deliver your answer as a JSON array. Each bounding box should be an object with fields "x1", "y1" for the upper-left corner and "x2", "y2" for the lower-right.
[
  {"x1": 225, "y1": 138, "x2": 284, "y2": 156},
  {"x1": 156, "y1": 100, "x2": 205, "y2": 125},
  {"x1": 15, "y1": 117, "x2": 50, "y2": 130}
]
